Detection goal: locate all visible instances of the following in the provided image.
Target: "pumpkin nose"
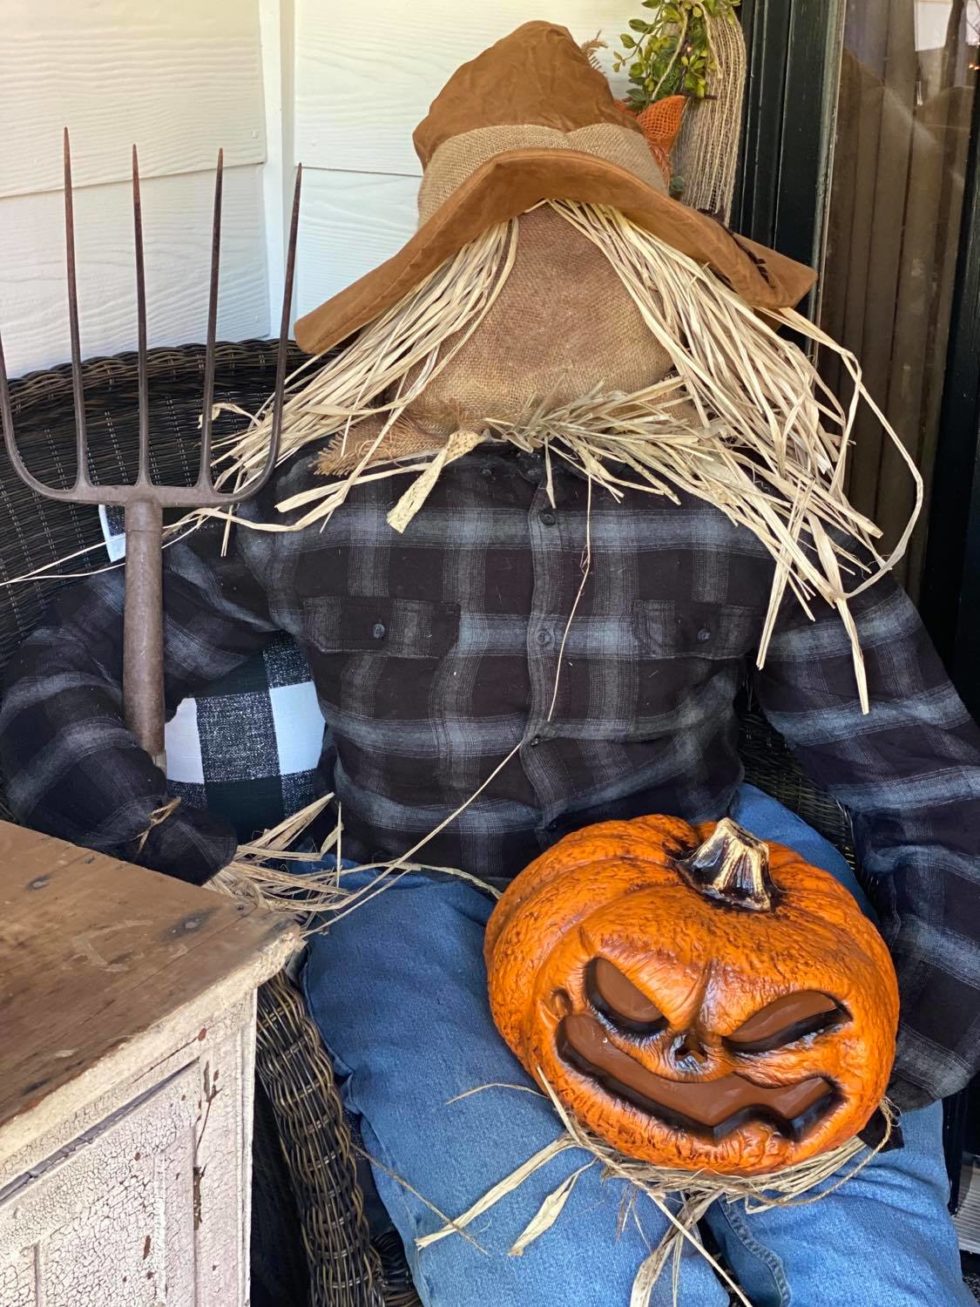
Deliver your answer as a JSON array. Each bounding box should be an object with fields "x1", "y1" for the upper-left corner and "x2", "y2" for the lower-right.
[{"x1": 670, "y1": 1030, "x2": 707, "y2": 1069}]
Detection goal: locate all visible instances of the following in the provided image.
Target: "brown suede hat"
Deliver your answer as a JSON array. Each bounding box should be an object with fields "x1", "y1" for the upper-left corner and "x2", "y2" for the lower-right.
[{"x1": 295, "y1": 22, "x2": 815, "y2": 356}]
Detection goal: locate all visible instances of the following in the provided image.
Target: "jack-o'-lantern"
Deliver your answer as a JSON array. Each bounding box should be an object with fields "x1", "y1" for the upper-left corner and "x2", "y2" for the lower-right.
[{"x1": 485, "y1": 815, "x2": 899, "y2": 1176}]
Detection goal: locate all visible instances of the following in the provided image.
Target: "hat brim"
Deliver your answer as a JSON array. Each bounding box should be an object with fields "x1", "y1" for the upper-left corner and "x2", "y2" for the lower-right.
[{"x1": 294, "y1": 148, "x2": 816, "y2": 356}]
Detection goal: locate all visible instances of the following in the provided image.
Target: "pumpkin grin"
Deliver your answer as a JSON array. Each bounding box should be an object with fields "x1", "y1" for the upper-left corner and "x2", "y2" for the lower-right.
[
  {"x1": 557, "y1": 1011, "x2": 839, "y2": 1142},
  {"x1": 486, "y1": 814, "x2": 900, "y2": 1174}
]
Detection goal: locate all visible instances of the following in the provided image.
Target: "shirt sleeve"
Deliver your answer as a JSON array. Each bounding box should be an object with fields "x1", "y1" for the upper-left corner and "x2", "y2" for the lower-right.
[
  {"x1": 0, "y1": 515, "x2": 281, "y2": 884},
  {"x1": 752, "y1": 573, "x2": 980, "y2": 1111}
]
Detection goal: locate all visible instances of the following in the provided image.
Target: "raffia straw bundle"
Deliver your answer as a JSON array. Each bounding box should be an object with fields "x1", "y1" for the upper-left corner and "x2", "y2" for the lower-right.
[
  {"x1": 674, "y1": 13, "x2": 747, "y2": 223},
  {"x1": 209, "y1": 219, "x2": 519, "y2": 512},
  {"x1": 210, "y1": 792, "x2": 503, "y2": 924},
  {"x1": 207, "y1": 200, "x2": 920, "y2": 712},
  {"x1": 417, "y1": 1078, "x2": 897, "y2": 1307}
]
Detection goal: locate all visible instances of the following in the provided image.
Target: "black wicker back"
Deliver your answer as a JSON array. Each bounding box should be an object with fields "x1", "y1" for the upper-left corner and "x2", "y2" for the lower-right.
[{"x1": 0, "y1": 343, "x2": 295, "y2": 673}]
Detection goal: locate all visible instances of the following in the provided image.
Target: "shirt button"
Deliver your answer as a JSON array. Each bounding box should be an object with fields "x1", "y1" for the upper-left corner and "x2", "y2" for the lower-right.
[
  {"x1": 481, "y1": 465, "x2": 494, "y2": 479},
  {"x1": 536, "y1": 629, "x2": 553, "y2": 647},
  {"x1": 529, "y1": 735, "x2": 541, "y2": 747},
  {"x1": 518, "y1": 453, "x2": 543, "y2": 483},
  {"x1": 539, "y1": 509, "x2": 557, "y2": 526},
  {"x1": 696, "y1": 628, "x2": 712, "y2": 643},
  {"x1": 372, "y1": 622, "x2": 386, "y2": 640}
]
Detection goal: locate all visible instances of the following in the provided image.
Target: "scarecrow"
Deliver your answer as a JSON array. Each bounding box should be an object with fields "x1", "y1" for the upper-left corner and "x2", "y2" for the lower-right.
[{"x1": 2, "y1": 22, "x2": 978, "y2": 1307}]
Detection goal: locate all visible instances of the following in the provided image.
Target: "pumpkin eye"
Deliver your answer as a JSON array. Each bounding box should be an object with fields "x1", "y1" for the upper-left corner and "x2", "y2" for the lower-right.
[
  {"x1": 586, "y1": 958, "x2": 668, "y2": 1037},
  {"x1": 725, "y1": 991, "x2": 845, "y2": 1055}
]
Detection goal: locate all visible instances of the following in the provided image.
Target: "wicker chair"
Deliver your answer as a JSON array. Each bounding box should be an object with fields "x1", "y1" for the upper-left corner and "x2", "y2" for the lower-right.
[{"x1": 0, "y1": 341, "x2": 970, "y2": 1307}]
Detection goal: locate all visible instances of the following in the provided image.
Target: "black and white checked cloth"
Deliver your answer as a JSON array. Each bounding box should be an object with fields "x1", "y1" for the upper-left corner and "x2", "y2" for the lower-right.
[{"x1": 100, "y1": 505, "x2": 325, "y2": 840}]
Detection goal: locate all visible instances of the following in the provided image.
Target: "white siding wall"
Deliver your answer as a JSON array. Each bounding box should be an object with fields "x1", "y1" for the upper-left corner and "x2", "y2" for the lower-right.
[
  {"x1": 287, "y1": 1, "x2": 643, "y2": 321},
  {"x1": 0, "y1": 0, "x2": 270, "y2": 378},
  {"x1": 1, "y1": 1, "x2": 652, "y2": 376}
]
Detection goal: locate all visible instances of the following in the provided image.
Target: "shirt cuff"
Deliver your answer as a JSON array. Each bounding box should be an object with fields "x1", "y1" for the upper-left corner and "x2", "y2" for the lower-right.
[{"x1": 129, "y1": 801, "x2": 238, "y2": 885}]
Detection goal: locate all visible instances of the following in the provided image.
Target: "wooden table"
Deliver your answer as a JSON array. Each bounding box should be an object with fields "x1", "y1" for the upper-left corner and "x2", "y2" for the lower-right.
[{"x1": 0, "y1": 821, "x2": 298, "y2": 1306}]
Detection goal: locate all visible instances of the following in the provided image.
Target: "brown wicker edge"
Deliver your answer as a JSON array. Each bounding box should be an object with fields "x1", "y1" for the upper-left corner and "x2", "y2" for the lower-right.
[{"x1": 257, "y1": 972, "x2": 385, "y2": 1307}]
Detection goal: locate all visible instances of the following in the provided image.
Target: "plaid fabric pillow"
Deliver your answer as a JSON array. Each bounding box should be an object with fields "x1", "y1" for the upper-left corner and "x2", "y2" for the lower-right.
[{"x1": 101, "y1": 508, "x2": 327, "y2": 841}]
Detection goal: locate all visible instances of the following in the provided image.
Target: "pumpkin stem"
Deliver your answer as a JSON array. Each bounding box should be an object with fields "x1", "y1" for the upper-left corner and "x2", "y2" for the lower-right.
[{"x1": 677, "y1": 819, "x2": 776, "y2": 912}]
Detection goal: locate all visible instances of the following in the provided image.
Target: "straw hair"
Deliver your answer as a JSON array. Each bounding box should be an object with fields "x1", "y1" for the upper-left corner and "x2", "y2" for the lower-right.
[
  {"x1": 212, "y1": 200, "x2": 920, "y2": 709},
  {"x1": 210, "y1": 219, "x2": 518, "y2": 519},
  {"x1": 210, "y1": 794, "x2": 505, "y2": 924}
]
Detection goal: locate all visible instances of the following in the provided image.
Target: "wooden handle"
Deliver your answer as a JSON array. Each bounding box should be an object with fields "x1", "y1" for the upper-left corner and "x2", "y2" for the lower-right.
[{"x1": 123, "y1": 499, "x2": 166, "y2": 768}]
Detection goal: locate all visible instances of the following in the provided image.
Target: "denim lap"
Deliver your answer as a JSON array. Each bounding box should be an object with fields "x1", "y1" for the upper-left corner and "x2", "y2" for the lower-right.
[
  {"x1": 303, "y1": 870, "x2": 728, "y2": 1306},
  {"x1": 301, "y1": 787, "x2": 970, "y2": 1306}
]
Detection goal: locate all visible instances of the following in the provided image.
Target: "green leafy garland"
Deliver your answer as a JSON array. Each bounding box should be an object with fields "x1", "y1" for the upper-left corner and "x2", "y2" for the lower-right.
[{"x1": 613, "y1": 0, "x2": 741, "y2": 109}]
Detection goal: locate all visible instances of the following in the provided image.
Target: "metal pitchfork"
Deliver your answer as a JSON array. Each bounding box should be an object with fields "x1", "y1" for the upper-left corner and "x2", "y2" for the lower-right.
[{"x1": 0, "y1": 132, "x2": 301, "y2": 769}]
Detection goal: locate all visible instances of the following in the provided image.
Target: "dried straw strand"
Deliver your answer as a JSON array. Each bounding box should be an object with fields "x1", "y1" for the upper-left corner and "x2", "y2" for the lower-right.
[
  {"x1": 210, "y1": 220, "x2": 519, "y2": 518},
  {"x1": 197, "y1": 200, "x2": 919, "y2": 709},
  {"x1": 420, "y1": 1075, "x2": 897, "y2": 1305}
]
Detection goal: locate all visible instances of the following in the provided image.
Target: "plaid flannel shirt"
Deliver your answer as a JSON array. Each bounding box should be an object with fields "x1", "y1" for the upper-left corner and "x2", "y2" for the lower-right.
[{"x1": 2, "y1": 445, "x2": 978, "y2": 1110}]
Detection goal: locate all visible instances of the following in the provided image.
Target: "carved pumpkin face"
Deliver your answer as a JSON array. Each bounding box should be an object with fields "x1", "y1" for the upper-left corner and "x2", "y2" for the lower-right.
[{"x1": 485, "y1": 816, "x2": 899, "y2": 1175}]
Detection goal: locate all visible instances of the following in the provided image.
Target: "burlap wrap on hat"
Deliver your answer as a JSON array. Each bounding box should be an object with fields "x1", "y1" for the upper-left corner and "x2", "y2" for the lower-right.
[{"x1": 295, "y1": 22, "x2": 815, "y2": 357}]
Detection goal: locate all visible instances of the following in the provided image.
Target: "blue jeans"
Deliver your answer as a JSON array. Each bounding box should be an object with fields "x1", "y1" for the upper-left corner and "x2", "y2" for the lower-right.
[{"x1": 302, "y1": 785, "x2": 971, "y2": 1306}]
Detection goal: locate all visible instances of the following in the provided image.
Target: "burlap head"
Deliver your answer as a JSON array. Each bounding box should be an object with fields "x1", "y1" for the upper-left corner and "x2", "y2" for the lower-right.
[
  {"x1": 409, "y1": 205, "x2": 672, "y2": 434},
  {"x1": 316, "y1": 206, "x2": 673, "y2": 476}
]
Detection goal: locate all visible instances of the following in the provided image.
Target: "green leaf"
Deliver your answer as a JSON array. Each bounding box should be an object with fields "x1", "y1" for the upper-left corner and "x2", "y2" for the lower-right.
[
  {"x1": 621, "y1": 33, "x2": 636, "y2": 47},
  {"x1": 629, "y1": 17, "x2": 650, "y2": 31},
  {"x1": 630, "y1": 62, "x2": 644, "y2": 77}
]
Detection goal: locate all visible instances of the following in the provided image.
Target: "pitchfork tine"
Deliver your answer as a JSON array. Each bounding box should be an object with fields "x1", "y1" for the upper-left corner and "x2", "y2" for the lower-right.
[
  {"x1": 132, "y1": 145, "x2": 151, "y2": 484},
  {"x1": 0, "y1": 328, "x2": 47, "y2": 497},
  {"x1": 64, "y1": 129, "x2": 89, "y2": 491},
  {"x1": 0, "y1": 330, "x2": 20, "y2": 484},
  {"x1": 198, "y1": 149, "x2": 223, "y2": 489},
  {"x1": 265, "y1": 163, "x2": 302, "y2": 482}
]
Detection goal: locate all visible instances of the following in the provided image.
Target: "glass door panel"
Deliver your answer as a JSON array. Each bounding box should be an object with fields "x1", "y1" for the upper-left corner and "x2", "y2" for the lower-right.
[{"x1": 818, "y1": 0, "x2": 978, "y2": 595}]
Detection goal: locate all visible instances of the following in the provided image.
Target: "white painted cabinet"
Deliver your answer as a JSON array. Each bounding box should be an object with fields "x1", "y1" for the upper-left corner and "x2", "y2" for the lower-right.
[{"x1": 0, "y1": 823, "x2": 297, "y2": 1307}]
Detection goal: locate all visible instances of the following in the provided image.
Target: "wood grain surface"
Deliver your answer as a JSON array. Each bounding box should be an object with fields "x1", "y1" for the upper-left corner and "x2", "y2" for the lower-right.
[{"x1": 0, "y1": 821, "x2": 296, "y2": 1135}]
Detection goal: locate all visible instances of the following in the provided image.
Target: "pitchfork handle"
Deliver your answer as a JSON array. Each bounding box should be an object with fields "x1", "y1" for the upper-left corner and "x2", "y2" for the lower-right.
[{"x1": 123, "y1": 499, "x2": 166, "y2": 770}]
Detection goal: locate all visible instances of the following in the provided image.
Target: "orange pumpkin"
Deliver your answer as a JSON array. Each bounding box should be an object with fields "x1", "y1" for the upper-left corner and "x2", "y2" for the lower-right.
[{"x1": 485, "y1": 815, "x2": 899, "y2": 1176}]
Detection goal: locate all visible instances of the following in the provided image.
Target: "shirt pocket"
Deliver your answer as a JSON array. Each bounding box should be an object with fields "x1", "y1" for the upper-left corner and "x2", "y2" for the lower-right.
[
  {"x1": 633, "y1": 599, "x2": 761, "y2": 661},
  {"x1": 301, "y1": 595, "x2": 461, "y2": 659}
]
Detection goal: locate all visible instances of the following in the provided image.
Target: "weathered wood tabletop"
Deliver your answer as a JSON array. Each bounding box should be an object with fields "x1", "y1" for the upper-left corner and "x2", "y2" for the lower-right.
[{"x1": 0, "y1": 820, "x2": 298, "y2": 1156}]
